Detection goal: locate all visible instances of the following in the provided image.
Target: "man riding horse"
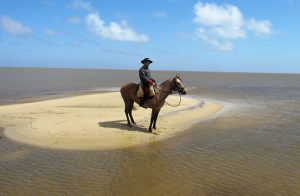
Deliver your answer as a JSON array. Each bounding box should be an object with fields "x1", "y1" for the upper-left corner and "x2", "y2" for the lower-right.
[
  {"x1": 121, "y1": 59, "x2": 187, "y2": 132},
  {"x1": 139, "y1": 58, "x2": 156, "y2": 108}
]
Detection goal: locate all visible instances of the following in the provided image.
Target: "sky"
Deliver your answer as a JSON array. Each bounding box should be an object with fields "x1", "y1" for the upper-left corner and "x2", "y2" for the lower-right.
[{"x1": 0, "y1": 0, "x2": 300, "y2": 73}]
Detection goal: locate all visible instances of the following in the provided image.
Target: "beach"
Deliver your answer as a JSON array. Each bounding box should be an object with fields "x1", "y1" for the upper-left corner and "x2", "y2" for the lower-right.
[{"x1": 0, "y1": 92, "x2": 222, "y2": 150}]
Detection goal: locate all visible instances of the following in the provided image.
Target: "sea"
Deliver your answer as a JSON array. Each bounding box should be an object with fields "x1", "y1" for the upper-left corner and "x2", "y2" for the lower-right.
[{"x1": 0, "y1": 67, "x2": 299, "y2": 195}]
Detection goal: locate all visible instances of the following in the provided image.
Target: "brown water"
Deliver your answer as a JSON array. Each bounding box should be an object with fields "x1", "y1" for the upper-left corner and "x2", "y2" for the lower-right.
[{"x1": 0, "y1": 67, "x2": 300, "y2": 195}]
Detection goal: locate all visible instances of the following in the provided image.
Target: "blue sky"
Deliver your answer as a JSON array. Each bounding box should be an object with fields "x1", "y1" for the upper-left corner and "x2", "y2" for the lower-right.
[{"x1": 0, "y1": 0, "x2": 300, "y2": 73}]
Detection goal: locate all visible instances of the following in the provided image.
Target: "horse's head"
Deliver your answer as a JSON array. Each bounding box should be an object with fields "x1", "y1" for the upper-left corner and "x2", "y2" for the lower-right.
[{"x1": 173, "y1": 74, "x2": 187, "y2": 95}]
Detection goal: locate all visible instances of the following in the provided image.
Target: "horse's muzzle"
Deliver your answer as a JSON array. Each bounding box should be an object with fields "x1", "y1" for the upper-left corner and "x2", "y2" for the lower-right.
[{"x1": 180, "y1": 89, "x2": 187, "y2": 95}]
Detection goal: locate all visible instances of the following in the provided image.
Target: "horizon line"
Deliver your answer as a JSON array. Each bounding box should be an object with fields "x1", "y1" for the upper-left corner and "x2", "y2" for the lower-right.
[{"x1": 0, "y1": 65, "x2": 299, "y2": 75}]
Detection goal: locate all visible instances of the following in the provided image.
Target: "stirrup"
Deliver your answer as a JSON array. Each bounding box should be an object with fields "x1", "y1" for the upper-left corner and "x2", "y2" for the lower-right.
[{"x1": 139, "y1": 103, "x2": 148, "y2": 109}]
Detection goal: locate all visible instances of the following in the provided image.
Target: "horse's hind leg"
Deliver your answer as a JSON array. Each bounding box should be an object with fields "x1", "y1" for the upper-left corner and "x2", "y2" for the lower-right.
[
  {"x1": 129, "y1": 100, "x2": 136, "y2": 125},
  {"x1": 124, "y1": 102, "x2": 132, "y2": 127}
]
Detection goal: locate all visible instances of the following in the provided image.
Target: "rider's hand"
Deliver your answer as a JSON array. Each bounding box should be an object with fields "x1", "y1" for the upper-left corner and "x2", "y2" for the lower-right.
[{"x1": 150, "y1": 79, "x2": 156, "y2": 84}]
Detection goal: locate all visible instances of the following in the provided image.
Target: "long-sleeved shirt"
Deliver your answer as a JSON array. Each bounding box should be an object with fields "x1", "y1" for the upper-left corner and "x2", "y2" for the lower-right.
[{"x1": 139, "y1": 66, "x2": 155, "y2": 85}]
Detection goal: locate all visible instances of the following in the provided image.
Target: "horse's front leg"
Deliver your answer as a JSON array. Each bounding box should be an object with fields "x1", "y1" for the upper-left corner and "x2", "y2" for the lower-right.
[
  {"x1": 148, "y1": 110, "x2": 155, "y2": 132},
  {"x1": 153, "y1": 109, "x2": 161, "y2": 130}
]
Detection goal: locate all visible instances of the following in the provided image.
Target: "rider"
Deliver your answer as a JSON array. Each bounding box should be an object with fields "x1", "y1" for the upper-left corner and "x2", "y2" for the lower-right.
[{"x1": 139, "y1": 58, "x2": 156, "y2": 108}]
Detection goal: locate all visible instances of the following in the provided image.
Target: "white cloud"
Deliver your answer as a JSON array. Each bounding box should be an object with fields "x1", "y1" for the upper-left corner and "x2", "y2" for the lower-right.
[
  {"x1": 153, "y1": 11, "x2": 167, "y2": 18},
  {"x1": 0, "y1": 16, "x2": 33, "y2": 35},
  {"x1": 196, "y1": 28, "x2": 233, "y2": 51},
  {"x1": 247, "y1": 18, "x2": 272, "y2": 36},
  {"x1": 193, "y1": 1, "x2": 272, "y2": 51},
  {"x1": 67, "y1": 0, "x2": 93, "y2": 11},
  {"x1": 68, "y1": 16, "x2": 82, "y2": 24},
  {"x1": 194, "y1": 2, "x2": 243, "y2": 27},
  {"x1": 211, "y1": 26, "x2": 245, "y2": 39},
  {"x1": 85, "y1": 13, "x2": 149, "y2": 42}
]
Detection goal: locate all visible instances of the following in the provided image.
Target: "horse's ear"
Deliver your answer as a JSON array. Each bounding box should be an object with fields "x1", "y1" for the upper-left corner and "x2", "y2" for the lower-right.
[{"x1": 176, "y1": 73, "x2": 180, "y2": 78}]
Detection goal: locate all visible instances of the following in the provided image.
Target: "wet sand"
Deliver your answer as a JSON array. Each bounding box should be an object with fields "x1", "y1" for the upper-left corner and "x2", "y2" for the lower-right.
[{"x1": 0, "y1": 92, "x2": 222, "y2": 150}]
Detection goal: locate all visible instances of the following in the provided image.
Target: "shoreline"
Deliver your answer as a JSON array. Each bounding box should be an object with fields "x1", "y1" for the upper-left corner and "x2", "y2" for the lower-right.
[{"x1": 0, "y1": 92, "x2": 223, "y2": 150}]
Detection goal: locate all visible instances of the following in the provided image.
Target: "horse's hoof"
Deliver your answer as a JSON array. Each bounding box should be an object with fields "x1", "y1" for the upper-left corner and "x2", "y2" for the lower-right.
[
  {"x1": 153, "y1": 127, "x2": 156, "y2": 130},
  {"x1": 128, "y1": 124, "x2": 132, "y2": 127},
  {"x1": 148, "y1": 129, "x2": 152, "y2": 132}
]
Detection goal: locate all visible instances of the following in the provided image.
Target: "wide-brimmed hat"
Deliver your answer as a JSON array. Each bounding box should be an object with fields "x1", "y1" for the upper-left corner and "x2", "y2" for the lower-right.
[{"x1": 141, "y1": 58, "x2": 153, "y2": 64}]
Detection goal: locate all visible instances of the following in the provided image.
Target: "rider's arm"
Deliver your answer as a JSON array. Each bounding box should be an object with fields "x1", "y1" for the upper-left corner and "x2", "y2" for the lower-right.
[{"x1": 147, "y1": 71, "x2": 156, "y2": 83}]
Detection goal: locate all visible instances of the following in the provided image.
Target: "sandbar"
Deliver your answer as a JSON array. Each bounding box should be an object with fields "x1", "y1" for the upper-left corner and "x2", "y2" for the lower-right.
[{"x1": 0, "y1": 92, "x2": 222, "y2": 150}]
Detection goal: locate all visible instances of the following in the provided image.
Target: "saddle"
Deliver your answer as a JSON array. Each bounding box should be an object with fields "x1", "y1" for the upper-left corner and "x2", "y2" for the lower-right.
[{"x1": 137, "y1": 83, "x2": 155, "y2": 97}]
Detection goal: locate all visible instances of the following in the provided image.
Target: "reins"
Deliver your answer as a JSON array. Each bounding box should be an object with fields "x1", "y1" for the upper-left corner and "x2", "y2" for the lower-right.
[{"x1": 154, "y1": 85, "x2": 182, "y2": 107}]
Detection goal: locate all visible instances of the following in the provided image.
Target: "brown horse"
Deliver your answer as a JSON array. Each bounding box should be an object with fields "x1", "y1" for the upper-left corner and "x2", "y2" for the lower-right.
[{"x1": 120, "y1": 75, "x2": 187, "y2": 132}]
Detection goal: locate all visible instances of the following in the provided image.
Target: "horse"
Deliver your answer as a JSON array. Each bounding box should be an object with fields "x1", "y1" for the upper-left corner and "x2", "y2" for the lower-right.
[{"x1": 120, "y1": 75, "x2": 187, "y2": 132}]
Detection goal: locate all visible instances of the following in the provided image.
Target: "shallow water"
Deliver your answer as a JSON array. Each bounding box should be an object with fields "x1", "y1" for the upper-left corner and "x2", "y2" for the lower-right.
[{"x1": 0, "y1": 67, "x2": 300, "y2": 195}]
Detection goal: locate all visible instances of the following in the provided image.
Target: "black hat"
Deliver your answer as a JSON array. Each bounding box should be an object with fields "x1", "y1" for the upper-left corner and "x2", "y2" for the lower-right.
[{"x1": 141, "y1": 58, "x2": 153, "y2": 64}]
